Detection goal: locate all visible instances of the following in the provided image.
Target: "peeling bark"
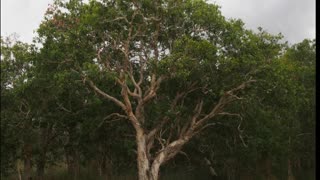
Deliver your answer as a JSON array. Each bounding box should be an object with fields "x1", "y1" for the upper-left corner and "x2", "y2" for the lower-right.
[
  {"x1": 84, "y1": 29, "x2": 255, "y2": 179},
  {"x1": 136, "y1": 131, "x2": 151, "y2": 180}
]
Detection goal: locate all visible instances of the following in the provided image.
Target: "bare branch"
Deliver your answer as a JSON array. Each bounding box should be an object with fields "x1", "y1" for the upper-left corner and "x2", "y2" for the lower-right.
[
  {"x1": 296, "y1": 133, "x2": 312, "y2": 137},
  {"x1": 191, "y1": 100, "x2": 204, "y2": 126},
  {"x1": 185, "y1": 78, "x2": 256, "y2": 137},
  {"x1": 128, "y1": 72, "x2": 142, "y2": 98},
  {"x1": 147, "y1": 117, "x2": 169, "y2": 141},
  {"x1": 97, "y1": 48, "x2": 111, "y2": 70},
  {"x1": 239, "y1": 134, "x2": 248, "y2": 148},
  {"x1": 147, "y1": 82, "x2": 204, "y2": 145},
  {"x1": 85, "y1": 77, "x2": 127, "y2": 110},
  {"x1": 178, "y1": 151, "x2": 190, "y2": 161},
  {"x1": 166, "y1": 125, "x2": 174, "y2": 146},
  {"x1": 194, "y1": 123, "x2": 217, "y2": 135},
  {"x1": 56, "y1": 103, "x2": 72, "y2": 113},
  {"x1": 217, "y1": 112, "x2": 242, "y2": 118},
  {"x1": 137, "y1": 53, "x2": 146, "y2": 85},
  {"x1": 103, "y1": 113, "x2": 128, "y2": 120},
  {"x1": 142, "y1": 75, "x2": 164, "y2": 104},
  {"x1": 19, "y1": 100, "x2": 31, "y2": 117},
  {"x1": 156, "y1": 132, "x2": 166, "y2": 152},
  {"x1": 226, "y1": 78, "x2": 256, "y2": 95},
  {"x1": 71, "y1": 67, "x2": 127, "y2": 111},
  {"x1": 106, "y1": 16, "x2": 129, "y2": 23}
]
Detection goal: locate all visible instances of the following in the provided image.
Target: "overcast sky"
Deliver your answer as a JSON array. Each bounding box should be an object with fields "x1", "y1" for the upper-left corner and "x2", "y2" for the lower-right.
[{"x1": 1, "y1": 0, "x2": 315, "y2": 45}]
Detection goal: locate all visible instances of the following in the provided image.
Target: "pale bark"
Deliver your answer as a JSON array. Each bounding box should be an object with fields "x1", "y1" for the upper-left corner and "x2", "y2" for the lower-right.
[
  {"x1": 88, "y1": 78, "x2": 254, "y2": 180},
  {"x1": 136, "y1": 130, "x2": 151, "y2": 180},
  {"x1": 16, "y1": 160, "x2": 23, "y2": 180},
  {"x1": 82, "y1": 10, "x2": 256, "y2": 177},
  {"x1": 204, "y1": 157, "x2": 218, "y2": 177}
]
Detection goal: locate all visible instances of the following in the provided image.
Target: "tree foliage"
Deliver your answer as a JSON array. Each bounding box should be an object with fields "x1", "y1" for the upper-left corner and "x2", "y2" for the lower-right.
[{"x1": 0, "y1": 0, "x2": 315, "y2": 179}]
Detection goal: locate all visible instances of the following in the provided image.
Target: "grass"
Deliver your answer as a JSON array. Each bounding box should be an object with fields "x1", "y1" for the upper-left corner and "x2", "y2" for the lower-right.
[{"x1": 1, "y1": 166, "x2": 315, "y2": 180}]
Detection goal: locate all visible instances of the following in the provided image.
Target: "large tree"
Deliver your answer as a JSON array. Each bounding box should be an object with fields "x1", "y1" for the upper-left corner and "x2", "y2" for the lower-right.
[{"x1": 35, "y1": 0, "x2": 286, "y2": 179}]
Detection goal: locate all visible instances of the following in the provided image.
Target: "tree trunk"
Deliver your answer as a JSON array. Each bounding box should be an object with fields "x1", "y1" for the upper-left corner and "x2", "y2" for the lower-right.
[
  {"x1": 88, "y1": 159, "x2": 99, "y2": 175},
  {"x1": 36, "y1": 157, "x2": 45, "y2": 180},
  {"x1": 16, "y1": 159, "x2": 23, "y2": 180},
  {"x1": 100, "y1": 155, "x2": 113, "y2": 179},
  {"x1": 150, "y1": 158, "x2": 162, "y2": 180},
  {"x1": 287, "y1": 134, "x2": 295, "y2": 180},
  {"x1": 136, "y1": 130, "x2": 152, "y2": 180},
  {"x1": 70, "y1": 155, "x2": 80, "y2": 180},
  {"x1": 135, "y1": 131, "x2": 163, "y2": 180},
  {"x1": 226, "y1": 158, "x2": 236, "y2": 180},
  {"x1": 204, "y1": 157, "x2": 218, "y2": 177},
  {"x1": 265, "y1": 158, "x2": 278, "y2": 180},
  {"x1": 136, "y1": 132, "x2": 189, "y2": 180},
  {"x1": 23, "y1": 143, "x2": 33, "y2": 180},
  {"x1": 36, "y1": 125, "x2": 50, "y2": 180},
  {"x1": 65, "y1": 146, "x2": 80, "y2": 180},
  {"x1": 97, "y1": 144, "x2": 113, "y2": 178},
  {"x1": 288, "y1": 159, "x2": 295, "y2": 180}
]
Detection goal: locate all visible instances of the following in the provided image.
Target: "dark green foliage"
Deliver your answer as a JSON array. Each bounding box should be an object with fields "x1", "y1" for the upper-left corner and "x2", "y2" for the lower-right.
[{"x1": 0, "y1": 0, "x2": 315, "y2": 179}]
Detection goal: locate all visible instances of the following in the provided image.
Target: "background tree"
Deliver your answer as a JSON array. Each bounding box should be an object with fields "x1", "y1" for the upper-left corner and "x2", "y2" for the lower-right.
[{"x1": 1, "y1": 0, "x2": 315, "y2": 180}]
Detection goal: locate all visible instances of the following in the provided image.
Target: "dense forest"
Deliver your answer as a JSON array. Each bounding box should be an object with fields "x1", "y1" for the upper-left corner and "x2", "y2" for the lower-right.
[{"x1": 0, "y1": 0, "x2": 315, "y2": 180}]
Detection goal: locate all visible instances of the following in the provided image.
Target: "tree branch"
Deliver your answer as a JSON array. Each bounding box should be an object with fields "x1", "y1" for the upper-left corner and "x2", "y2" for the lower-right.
[{"x1": 85, "y1": 78, "x2": 127, "y2": 111}]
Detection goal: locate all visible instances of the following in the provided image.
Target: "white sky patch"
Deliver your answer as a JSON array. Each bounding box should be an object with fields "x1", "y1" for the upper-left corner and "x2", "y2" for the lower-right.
[
  {"x1": 1, "y1": 0, "x2": 54, "y2": 43},
  {"x1": 1, "y1": 0, "x2": 315, "y2": 45},
  {"x1": 210, "y1": 0, "x2": 315, "y2": 44}
]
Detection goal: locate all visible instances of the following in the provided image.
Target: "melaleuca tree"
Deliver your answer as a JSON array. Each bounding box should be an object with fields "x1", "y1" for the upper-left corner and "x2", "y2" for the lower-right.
[
  {"x1": 280, "y1": 39, "x2": 315, "y2": 179},
  {"x1": 216, "y1": 38, "x2": 315, "y2": 179},
  {"x1": 1, "y1": 36, "x2": 39, "y2": 179},
  {"x1": 34, "y1": 0, "x2": 292, "y2": 179},
  {"x1": 173, "y1": 37, "x2": 315, "y2": 180}
]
